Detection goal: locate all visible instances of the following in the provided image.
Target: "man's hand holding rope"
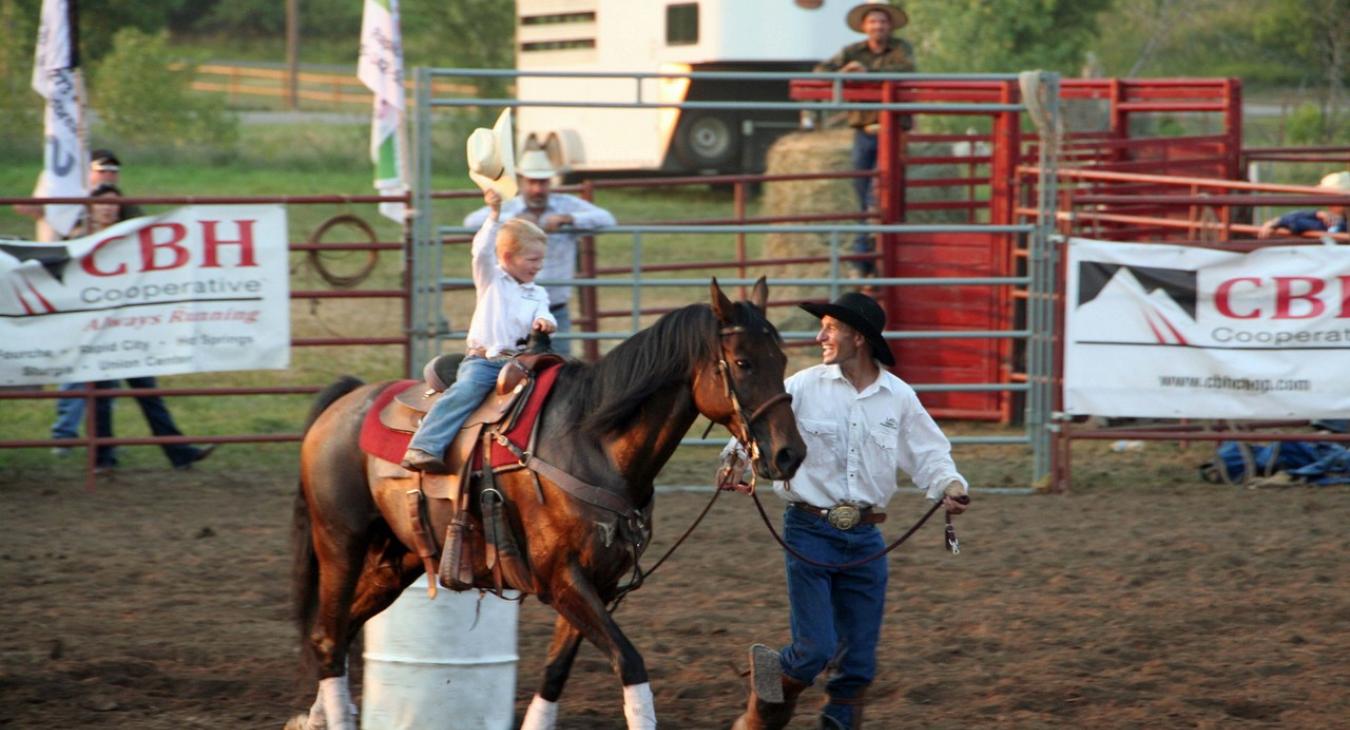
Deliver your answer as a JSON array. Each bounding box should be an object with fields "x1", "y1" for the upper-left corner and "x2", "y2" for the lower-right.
[{"x1": 716, "y1": 448, "x2": 753, "y2": 495}]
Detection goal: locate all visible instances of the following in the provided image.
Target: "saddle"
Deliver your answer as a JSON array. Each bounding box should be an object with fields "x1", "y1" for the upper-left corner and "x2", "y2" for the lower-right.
[
  {"x1": 379, "y1": 353, "x2": 561, "y2": 498},
  {"x1": 372, "y1": 347, "x2": 564, "y2": 597}
]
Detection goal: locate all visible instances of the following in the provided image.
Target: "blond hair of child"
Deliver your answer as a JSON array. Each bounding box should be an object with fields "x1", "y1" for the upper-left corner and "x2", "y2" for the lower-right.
[{"x1": 497, "y1": 218, "x2": 547, "y2": 258}]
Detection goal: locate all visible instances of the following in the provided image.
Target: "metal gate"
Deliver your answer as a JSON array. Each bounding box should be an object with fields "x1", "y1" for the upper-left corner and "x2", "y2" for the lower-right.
[{"x1": 407, "y1": 67, "x2": 1061, "y2": 485}]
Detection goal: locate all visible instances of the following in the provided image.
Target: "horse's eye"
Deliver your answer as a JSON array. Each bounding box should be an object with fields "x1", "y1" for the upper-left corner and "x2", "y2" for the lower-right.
[{"x1": 735, "y1": 359, "x2": 751, "y2": 370}]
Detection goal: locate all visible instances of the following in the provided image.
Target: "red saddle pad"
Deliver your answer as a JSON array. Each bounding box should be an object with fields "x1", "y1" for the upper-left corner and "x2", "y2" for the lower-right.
[{"x1": 357, "y1": 363, "x2": 564, "y2": 468}]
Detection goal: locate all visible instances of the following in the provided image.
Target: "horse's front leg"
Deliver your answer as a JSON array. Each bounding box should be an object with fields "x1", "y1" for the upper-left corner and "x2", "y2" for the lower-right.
[
  {"x1": 520, "y1": 616, "x2": 583, "y2": 730},
  {"x1": 549, "y1": 559, "x2": 655, "y2": 730}
]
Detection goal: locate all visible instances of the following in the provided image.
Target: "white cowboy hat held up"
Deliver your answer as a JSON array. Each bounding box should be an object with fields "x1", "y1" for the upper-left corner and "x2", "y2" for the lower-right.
[{"x1": 467, "y1": 110, "x2": 517, "y2": 199}]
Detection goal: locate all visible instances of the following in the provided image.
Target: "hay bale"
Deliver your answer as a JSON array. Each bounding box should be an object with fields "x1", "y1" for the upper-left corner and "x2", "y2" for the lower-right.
[
  {"x1": 762, "y1": 129, "x2": 857, "y2": 269},
  {"x1": 761, "y1": 130, "x2": 857, "y2": 322}
]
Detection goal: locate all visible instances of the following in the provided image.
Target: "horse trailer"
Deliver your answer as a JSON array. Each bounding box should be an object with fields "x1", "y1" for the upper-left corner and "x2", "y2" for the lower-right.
[{"x1": 515, "y1": 0, "x2": 861, "y2": 176}]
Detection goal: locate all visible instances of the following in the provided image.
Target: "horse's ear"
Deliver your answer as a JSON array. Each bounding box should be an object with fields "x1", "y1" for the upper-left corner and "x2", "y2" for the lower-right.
[
  {"x1": 750, "y1": 276, "x2": 769, "y2": 313},
  {"x1": 710, "y1": 277, "x2": 735, "y2": 323}
]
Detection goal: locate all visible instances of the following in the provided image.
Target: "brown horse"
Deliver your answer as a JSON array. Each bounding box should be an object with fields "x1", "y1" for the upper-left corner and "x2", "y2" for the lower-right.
[{"x1": 289, "y1": 279, "x2": 805, "y2": 729}]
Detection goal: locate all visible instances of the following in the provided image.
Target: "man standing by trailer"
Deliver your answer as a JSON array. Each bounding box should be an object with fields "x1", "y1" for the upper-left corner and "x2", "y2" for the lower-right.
[{"x1": 815, "y1": 3, "x2": 916, "y2": 278}]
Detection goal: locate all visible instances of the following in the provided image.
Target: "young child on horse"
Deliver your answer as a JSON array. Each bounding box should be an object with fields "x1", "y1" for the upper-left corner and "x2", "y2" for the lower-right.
[{"x1": 401, "y1": 188, "x2": 557, "y2": 473}]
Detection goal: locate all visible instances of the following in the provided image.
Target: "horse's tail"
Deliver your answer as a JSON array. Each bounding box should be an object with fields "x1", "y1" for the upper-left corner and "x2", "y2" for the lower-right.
[
  {"x1": 292, "y1": 375, "x2": 365, "y2": 667},
  {"x1": 302, "y1": 374, "x2": 365, "y2": 434}
]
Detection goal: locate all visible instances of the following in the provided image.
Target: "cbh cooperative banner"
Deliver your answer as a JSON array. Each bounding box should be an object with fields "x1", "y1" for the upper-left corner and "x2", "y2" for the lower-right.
[
  {"x1": 0, "y1": 205, "x2": 290, "y2": 385},
  {"x1": 1065, "y1": 238, "x2": 1350, "y2": 418}
]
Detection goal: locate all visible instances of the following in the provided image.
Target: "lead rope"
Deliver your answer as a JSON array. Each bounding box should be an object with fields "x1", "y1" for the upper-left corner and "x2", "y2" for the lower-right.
[
  {"x1": 749, "y1": 489, "x2": 955, "y2": 569},
  {"x1": 607, "y1": 486, "x2": 724, "y2": 614}
]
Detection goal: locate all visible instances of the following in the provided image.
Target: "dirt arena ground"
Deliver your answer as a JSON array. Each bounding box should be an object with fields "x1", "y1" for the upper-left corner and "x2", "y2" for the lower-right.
[{"x1": 2, "y1": 461, "x2": 1347, "y2": 729}]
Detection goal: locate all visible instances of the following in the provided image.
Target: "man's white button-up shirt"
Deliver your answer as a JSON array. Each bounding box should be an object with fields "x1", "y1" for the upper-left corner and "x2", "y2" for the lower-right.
[{"x1": 728, "y1": 363, "x2": 967, "y2": 506}]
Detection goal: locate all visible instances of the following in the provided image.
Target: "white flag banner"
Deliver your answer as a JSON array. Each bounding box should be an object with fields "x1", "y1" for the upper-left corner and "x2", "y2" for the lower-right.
[
  {"x1": 358, "y1": 0, "x2": 408, "y2": 223},
  {"x1": 31, "y1": 0, "x2": 85, "y2": 237},
  {"x1": 1064, "y1": 238, "x2": 1350, "y2": 418},
  {"x1": 0, "y1": 205, "x2": 291, "y2": 385}
]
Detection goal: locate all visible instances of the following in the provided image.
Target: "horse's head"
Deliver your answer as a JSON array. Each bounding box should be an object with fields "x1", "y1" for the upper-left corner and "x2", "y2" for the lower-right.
[{"x1": 695, "y1": 277, "x2": 806, "y2": 481}]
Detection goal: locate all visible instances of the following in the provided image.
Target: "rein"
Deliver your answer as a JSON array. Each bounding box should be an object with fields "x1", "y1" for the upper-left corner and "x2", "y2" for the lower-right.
[{"x1": 750, "y1": 489, "x2": 967, "y2": 568}]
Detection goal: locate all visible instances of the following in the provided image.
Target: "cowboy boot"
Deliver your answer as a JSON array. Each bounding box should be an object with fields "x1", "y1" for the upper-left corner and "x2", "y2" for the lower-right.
[
  {"x1": 818, "y1": 689, "x2": 867, "y2": 729},
  {"x1": 731, "y1": 645, "x2": 809, "y2": 730}
]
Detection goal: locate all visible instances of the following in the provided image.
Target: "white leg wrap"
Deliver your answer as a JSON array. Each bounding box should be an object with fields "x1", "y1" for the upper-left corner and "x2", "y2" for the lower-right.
[
  {"x1": 519, "y1": 694, "x2": 559, "y2": 730},
  {"x1": 305, "y1": 696, "x2": 326, "y2": 729},
  {"x1": 622, "y1": 682, "x2": 657, "y2": 730},
  {"x1": 318, "y1": 676, "x2": 357, "y2": 730}
]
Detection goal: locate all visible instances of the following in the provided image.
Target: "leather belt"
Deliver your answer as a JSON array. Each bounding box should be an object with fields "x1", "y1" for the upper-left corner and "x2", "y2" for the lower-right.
[{"x1": 791, "y1": 501, "x2": 886, "y2": 530}]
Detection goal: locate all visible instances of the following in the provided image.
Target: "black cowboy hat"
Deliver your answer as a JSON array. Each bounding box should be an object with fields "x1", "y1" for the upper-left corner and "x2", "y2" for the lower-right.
[
  {"x1": 90, "y1": 149, "x2": 121, "y2": 171},
  {"x1": 800, "y1": 292, "x2": 894, "y2": 366}
]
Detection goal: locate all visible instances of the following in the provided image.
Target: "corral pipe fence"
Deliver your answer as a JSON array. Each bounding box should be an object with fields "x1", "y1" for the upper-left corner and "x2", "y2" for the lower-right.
[
  {"x1": 1010, "y1": 168, "x2": 1350, "y2": 491},
  {"x1": 0, "y1": 193, "x2": 410, "y2": 489},
  {"x1": 411, "y1": 67, "x2": 1062, "y2": 486}
]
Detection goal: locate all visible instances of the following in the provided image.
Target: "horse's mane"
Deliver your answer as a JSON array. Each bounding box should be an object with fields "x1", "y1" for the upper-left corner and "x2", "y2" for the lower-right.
[{"x1": 563, "y1": 300, "x2": 776, "y2": 436}]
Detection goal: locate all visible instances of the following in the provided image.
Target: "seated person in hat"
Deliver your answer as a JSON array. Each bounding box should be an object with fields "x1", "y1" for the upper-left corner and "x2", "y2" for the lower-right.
[
  {"x1": 463, "y1": 145, "x2": 615, "y2": 356},
  {"x1": 1257, "y1": 170, "x2": 1349, "y2": 238},
  {"x1": 814, "y1": 3, "x2": 916, "y2": 277},
  {"x1": 402, "y1": 117, "x2": 556, "y2": 473},
  {"x1": 718, "y1": 291, "x2": 969, "y2": 730}
]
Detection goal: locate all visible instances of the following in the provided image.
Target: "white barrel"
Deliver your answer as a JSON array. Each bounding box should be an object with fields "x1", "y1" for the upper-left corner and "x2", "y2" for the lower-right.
[{"x1": 361, "y1": 577, "x2": 519, "y2": 730}]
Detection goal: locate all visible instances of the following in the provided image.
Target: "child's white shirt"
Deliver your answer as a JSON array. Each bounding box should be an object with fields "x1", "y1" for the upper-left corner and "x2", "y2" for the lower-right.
[{"x1": 465, "y1": 218, "x2": 555, "y2": 357}]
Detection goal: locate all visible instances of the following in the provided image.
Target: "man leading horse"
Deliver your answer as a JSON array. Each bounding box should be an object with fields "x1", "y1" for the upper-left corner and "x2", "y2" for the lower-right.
[{"x1": 720, "y1": 292, "x2": 971, "y2": 730}]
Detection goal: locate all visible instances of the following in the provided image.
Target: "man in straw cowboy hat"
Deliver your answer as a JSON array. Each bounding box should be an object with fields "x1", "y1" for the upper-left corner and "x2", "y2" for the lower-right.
[
  {"x1": 815, "y1": 3, "x2": 916, "y2": 278},
  {"x1": 1258, "y1": 170, "x2": 1350, "y2": 238},
  {"x1": 719, "y1": 291, "x2": 969, "y2": 729},
  {"x1": 464, "y1": 128, "x2": 615, "y2": 356},
  {"x1": 401, "y1": 111, "x2": 557, "y2": 473}
]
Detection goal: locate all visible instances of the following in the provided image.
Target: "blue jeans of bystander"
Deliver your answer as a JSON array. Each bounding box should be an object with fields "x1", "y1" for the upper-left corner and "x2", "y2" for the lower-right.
[
  {"x1": 850, "y1": 129, "x2": 880, "y2": 276},
  {"x1": 51, "y1": 382, "x2": 89, "y2": 439},
  {"x1": 94, "y1": 376, "x2": 203, "y2": 468},
  {"x1": 549, "y1": 302, "x2": 572, "y2": 357}
]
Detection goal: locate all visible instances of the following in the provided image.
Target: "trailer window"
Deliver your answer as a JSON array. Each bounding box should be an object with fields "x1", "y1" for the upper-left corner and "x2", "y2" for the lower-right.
[
  {"x1": 521, "y1": 39, "x2": 597, "y2": 52},
  {"x1": 666, "y1": 4, "x2": 699, "y2": 46},
  {"x1": 521, "y1": 12, "x2": 596, "y2": 26}
]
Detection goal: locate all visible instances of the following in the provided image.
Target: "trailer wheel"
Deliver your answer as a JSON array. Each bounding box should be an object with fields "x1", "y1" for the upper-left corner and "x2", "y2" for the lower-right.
[{"x1": 674, "y1": 113, "x2": 740, "y2": 169}]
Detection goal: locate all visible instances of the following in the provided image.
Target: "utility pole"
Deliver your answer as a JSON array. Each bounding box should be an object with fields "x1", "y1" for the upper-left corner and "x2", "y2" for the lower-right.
[{"x1": 286, "y1": 0, "x2": 299, "y2": 110}]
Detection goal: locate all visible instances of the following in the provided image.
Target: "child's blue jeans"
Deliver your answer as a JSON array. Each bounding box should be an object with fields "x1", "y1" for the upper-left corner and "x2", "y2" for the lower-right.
[{"x1": 409, "y1": 356, "x2": 507, "y2": 457}]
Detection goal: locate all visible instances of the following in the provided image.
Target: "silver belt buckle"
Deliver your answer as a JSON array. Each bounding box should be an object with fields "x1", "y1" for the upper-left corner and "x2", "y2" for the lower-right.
[{"x1": 826, "y1": 503, "x2": 862, "y2": 530}]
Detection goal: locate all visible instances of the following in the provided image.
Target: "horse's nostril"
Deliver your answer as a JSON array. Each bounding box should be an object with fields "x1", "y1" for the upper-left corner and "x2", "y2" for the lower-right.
[{"x1": 774, "y1": 447, "x2": 799, "y2": 473}]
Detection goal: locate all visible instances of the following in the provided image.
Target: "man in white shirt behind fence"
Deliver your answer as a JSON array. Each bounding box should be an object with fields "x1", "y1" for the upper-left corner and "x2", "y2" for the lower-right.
[{"x1": 721, "y1": 291, "x2": 970, "y2": 730}]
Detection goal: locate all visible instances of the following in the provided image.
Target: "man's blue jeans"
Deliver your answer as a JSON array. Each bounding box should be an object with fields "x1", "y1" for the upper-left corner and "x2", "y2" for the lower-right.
[
  {"x1": 409, "y1": 356, "x2": 506, "y2": 457},
  {"x1": 51, "y1": 382, "x2": 89, "y2": 439},
  {"x1": 778, "y1": 506, "x2": 887, "y2": 726},
  {"x1": 851, "y1": 129, "x2": 880, "y2": 276},
  {"x1": 549, "y1": 302, "x2": 572, "y2": 357}
]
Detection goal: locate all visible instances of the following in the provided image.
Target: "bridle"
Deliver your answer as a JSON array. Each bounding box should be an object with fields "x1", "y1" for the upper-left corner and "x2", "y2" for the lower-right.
[
  {"x1": 712, "y1": 324, "x2": 793, "y2": 467},
  {"x1": 609, "y1": 320, "x2": 792, "y2": 614}
]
